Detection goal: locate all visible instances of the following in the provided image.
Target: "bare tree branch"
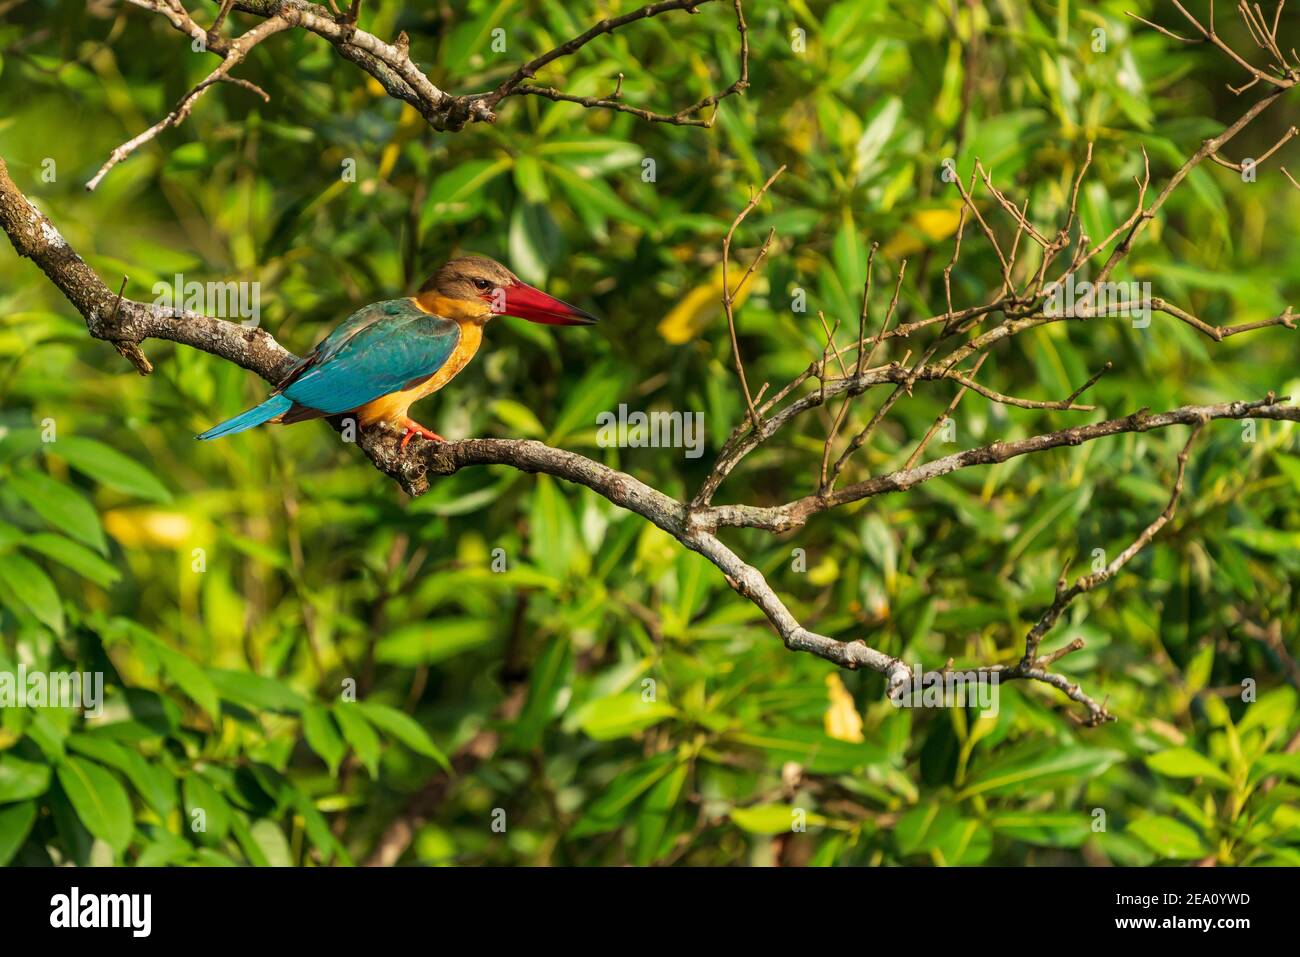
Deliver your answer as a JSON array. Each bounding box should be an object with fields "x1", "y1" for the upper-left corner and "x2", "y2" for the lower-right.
[
  {"x1": 721, "y1": 164, "x2": 785, "y2": 431},
  {"x1": 702, "y1": 396, "x2": 1296, "y2": 533},
  {"x1": 983, "y1": 424, "x2": 1207, "y2": 726},
  {"x1": 496, "y1": 0, "x2": 751, "y2": 127},
  {"x1": 97, "y1": 0, "x2": 749, "y2": 188},
  {"x1": 87, "y1": 11, "x2": 287, "y2": 190}
]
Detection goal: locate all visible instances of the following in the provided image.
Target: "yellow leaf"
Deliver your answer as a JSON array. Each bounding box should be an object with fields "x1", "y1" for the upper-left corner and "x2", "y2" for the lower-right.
[
  {"x1": 807, "y1": 555, "x2": 839, "y2": 587},
  {"x1": 656, "y1": 266, "x2": 753, "y2": 345},
  {"x1": 377, "y1": 141, "x2": 401, "y2": 181},
  {"x1": 882, "y1": 203, "x2": 964, "y2": 259},
  {"x1": 103, "y1": 509, "x2": 194, "y2": 548},
  {"x1": 787, "y1": 100, "x2": 819, "y2": 156},
  {"x1": 455, "y1": 532, "x2": 489, "y2": 567},
  {"x1": 914, "y1": 205, "x2": 964, "y2": 241},
  {"x1": 824, "y1": 673, "x2": 864, "y2": 743}
]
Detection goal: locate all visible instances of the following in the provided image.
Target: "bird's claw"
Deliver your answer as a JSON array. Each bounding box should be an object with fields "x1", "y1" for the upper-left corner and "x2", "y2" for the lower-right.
[{"x1": 398, "y1": 419, "x2": 446, "y2": 451}]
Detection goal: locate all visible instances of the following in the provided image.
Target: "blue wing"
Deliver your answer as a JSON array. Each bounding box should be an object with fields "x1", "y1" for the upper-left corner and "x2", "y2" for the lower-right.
[{"x1": 278, "y1": 299, "x2": 461, "y2": 415}]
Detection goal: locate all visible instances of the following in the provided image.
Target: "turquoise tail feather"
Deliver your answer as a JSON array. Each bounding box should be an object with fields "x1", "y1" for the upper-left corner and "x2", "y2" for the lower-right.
[{"x1": 196, "y1": 394, "x2": 293, "y2": 440}]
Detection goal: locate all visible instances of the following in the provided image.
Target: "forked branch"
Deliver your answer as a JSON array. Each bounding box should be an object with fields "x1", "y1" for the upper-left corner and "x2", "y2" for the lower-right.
[{"x1": 95, "y1": 0, "x2": 749, "y2": 188}]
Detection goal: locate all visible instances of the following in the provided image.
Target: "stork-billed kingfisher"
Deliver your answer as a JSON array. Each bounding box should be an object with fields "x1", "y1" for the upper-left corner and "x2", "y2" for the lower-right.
[{"x1": 197, "y1": 256, "x2": 598, "y2": 448}]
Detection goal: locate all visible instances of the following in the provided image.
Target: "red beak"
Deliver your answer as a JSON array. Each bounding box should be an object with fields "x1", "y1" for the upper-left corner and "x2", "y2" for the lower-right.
[{"x1": 490, "y1": 281, "x2": 600, "y2": 325}]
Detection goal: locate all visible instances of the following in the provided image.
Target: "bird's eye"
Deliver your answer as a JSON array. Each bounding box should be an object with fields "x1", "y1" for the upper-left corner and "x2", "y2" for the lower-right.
[{"x1": 473, "y1": 278, "x2": 492, "y2": 291}]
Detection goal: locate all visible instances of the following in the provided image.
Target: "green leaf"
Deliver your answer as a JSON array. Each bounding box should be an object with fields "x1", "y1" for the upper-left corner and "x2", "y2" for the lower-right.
[
  {"x1": 730, "y1": 803, "x2": 827, "y2": 835},
  {"x1": 288, "y1": 786, "x2": 351, "y2": 866},
  {"x1": 832, "y1": 207, "x2": 866, "y2": 293},
  {"x1": 183, "y1": 773, "x2": 231, "y2": 844},
  {"x1": 207, "y1": 669, "x2": 305, "y2": 713},
  {"x1": 530, "y1": 474, "x2": 581, "y2": 579},
  {"x1": 513, "y1": 635, "x2": 573, "y2": 749},
  {"x1": 894, "y1": 804, "x2": 992, "y2": 865},
  {"x1": 420, "y1": 157, "x2": 511, "y2": 231},
  {"x1": 548, "y1": 164, "x2": 655, "y2": 232},
  {"x1": 0, "y1": 754, "x2": 52, "y2": 803},
  {"x1": 194, "y1": 848, "x2": 238, "y2": 866},
  {"x1": 1128, "y1": 815, "x2": 1208, "y2": 860},
  {"x1": 301, "y1": 705, "x2": 345, "y2": 775},
  {"x1": 441, "y1": 4, "x2": 512, "y2": 75},
  {"x1": 1254, "y1": 753, "x2": 1300, "y2": 782},
  {"x1": 491, "y1": 399, "x2": 547, "y2": 438},
  {"x1": 854, "y1": 96, "x2": 902, "y2": 178},
  {"x1": 895, "y1": 803, "x2": 945, "y2": 855},
  {"x1": 135, "y1": 829, "x2": 194, "y2": 867},
  {"x1": 67, "y1": 734, "x2": 176, "y2": 819},
  {"x1": 0, "y1": 427, "x2": 42, "y2": 465},
  {"x1": 508, "y1": 202, "x2": 561, "y2": 286},
  {"x1": 25, "y1": 711, "x2": 66, "y2": 761},
  {"x1": 168, "y1": 141, "x2": 209, "y2": 169},
  {"x1": 1146, "y1": 748, "x2": 1232, "y2": 787},
  {"x1": 20, "y1": 533, "x2": 121, "y2": 587},
  {"x1": 570, "y1": 754, "x2": 676, "y2": 837},
  {"x1": 957, "y1": 747, "x2": 1123, "y2": 799},
  {"x1": 0, "y1": 801, "x2": 36, "y2": 865},
  {"x1": 229, "y1": 811, "x2": 269, "y2": 866},
  {"x1": 634, "y1": 762, "x2": 688, "y2": 865},
  {"x1": 0, "y1": 551, "x2": 64, "y2": 634},
  {"x1": 355, "y1": 702, "x2": 450, "y2": 771},
  {"x1": 547, "y1": 360, "x2": 628, "y2": 444},
  {"x1": 730, "y1": 726, "x2": 888, "y2": 775},
  {"x1": 47, "y1": 437, "x2": 172, "y2": 502},
  {"x1": 512, "y1": 154, "x2": 549, "y2": 203},
  {"x1": 248, "y1": 819, "x2": 292, "y2": 867},
  {"x1": 1184, "y1": 641, "x2": 1215, "y2": 695},
  {"x1": 989, "y1": 812, "x2": 1092, "y2": 848},
  {"x1": 262, "y1": 120, "x2": 315, "y2": 143},
  {"x1": 1226, "y1": 526, "x2": 1300, "y2": 557},
  {"x1": 334, "y1": 704, "x2": 381, "y2": 778},
  {"x1": 537, "y1": 137, "x2": 643, "y2": 175},
  {"x1": 7, "y1": 469, "x2": 106, "y2": 554},
  {"x1": 1239, "y1": 686, "x2": 1296, "y2": 735},
  {"x1": 573, "y1": 693, "x2": 675, "y2": 741},
  {"x1": 374, "y1": 619, "x2": 495, "y2": 666},
  {"x1": 137, "y1": 636, "x2": 220, "y2": 720},
  {"x1": 1273, "y1": 452, "x2": 1300, "y2": 494},
  {"x1": 1184, "y1": 166, "x2": 1229, "y2": 239},
  {"x1": 56, "y1": 756, "x2": 133, "y2": 854},
  {"x1": 934, "y1": 818, "x2": 993, "y2": 866}
]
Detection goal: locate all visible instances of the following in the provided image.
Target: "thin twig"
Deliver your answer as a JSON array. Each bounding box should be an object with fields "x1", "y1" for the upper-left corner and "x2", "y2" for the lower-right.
[{"x1": 721, "y1": 165, "x2": 785, "y2": 431}]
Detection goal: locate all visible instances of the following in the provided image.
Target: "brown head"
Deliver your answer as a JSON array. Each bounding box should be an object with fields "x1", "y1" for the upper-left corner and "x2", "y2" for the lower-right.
[{"x1": 417, "y1": 255, "x2": 599, "y2": 325}]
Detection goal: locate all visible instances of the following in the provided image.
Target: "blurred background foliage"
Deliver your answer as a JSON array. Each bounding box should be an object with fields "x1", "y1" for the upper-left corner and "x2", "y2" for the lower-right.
[{"x1": 0, "y1": 0, "x2": 1299, "y2": 867}]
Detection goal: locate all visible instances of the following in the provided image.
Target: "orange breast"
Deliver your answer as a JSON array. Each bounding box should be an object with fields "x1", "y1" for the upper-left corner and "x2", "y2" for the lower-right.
[{"x1": 355, "y1": 319, "x2": 484, "y2": 427}]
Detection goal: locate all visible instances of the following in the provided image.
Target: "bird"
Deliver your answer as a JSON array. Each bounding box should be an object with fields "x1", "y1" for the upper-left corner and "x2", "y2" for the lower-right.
[{"x1": 196, "y1": 255, "x2": 598, "y2": 449}]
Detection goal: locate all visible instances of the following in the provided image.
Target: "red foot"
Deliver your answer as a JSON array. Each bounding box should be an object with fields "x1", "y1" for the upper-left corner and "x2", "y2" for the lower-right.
[{"x1": 398, "y1": 417, "x2": 446, "y2": 451}]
